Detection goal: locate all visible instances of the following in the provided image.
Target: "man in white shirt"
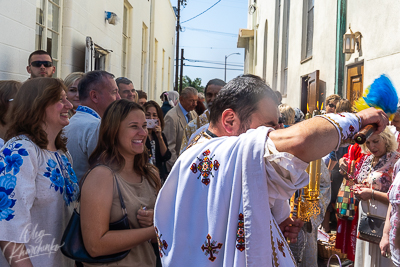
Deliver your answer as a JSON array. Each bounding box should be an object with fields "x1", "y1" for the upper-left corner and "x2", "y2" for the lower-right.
[
  {"x1": 154, "y1": 74, "x2": 388, "y2": 267},
  {"x1": 64, "y1": 70, "x2": 121, "y2": 180}
]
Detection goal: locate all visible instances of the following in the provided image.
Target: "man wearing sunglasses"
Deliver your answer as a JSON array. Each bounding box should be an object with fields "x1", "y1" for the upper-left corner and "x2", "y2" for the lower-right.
[{"x1": 26, "y1": 50, "x2": 55, "y2": 79}]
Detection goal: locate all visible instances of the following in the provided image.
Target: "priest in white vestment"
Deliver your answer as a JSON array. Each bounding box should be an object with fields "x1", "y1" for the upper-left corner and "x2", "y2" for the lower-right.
[{"x1": 154, "y1": 74, "x2": 389, "y2": 267}]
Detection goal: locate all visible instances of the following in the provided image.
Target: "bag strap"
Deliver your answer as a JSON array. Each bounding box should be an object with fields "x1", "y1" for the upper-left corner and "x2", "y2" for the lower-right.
[
  {"x1": 327, "y1": 254, "x2": 342, "y2": 267},
  {"x1": 77, "y1": 164, "x2": 128, "y2": 216},
  {"x1": 113, "y1": 174, "x2": 127, "y2": 216}
]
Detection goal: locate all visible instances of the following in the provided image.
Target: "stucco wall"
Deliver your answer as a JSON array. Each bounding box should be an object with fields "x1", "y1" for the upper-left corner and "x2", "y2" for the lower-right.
[
  {"x1": 0, "y1": 0, "x2": 175, "y2": 101},
  {"x1": 248, "y1": 0, "x2": 337, "y2": 109},
  {"x1": 0, "y1": 0, "x2": 36, "y2": 81},
  {"x1": 61, "y1": 0, "x2": 150, "y2": 80},
  {"x1": 150, "y1": 0, "x2": 176, "y2": 100},
  {"x1": 245, "y1": 0, "x2": 400, "y2": 108},
  {"x1": 346, "y1": 1, "x2": 400, "y2": 90}
]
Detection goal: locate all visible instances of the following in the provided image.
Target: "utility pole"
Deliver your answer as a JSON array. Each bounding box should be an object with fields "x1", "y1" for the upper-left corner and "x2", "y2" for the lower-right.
[
  {"x1": 179, "y1": 48, "x2": 184, "y2": 93},
  {"x1": 224, "y1": 53, "x2": 241, "y2": 82},
  {"x1": 174, "y1": 0, "x2": 183, "y2": 91}
]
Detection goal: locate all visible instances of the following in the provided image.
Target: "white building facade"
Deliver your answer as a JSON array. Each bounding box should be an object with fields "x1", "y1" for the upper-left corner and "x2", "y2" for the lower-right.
[
  {"x1": 0, "y1": 0, "x2": 176, "y2": 100},
  {"x1": 238, "y1": 0, "x2": 400, "y2": 113}
]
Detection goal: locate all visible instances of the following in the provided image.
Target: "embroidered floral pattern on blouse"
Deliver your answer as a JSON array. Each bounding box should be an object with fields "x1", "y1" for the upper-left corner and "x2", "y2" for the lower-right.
[
  {"x1": 236, "y1": 213, "x2": 245, "y2": 252},
  {"x1": 0, "y1": 142, "x2": 29, "y2": 221},
  {"x1": 43, "y1": 152, "x2": 79, "y2": 206},
  {"x1": 201, "y1": 234, "x2": 223, "y2": 262},
  {"x1": 190, "y1": 150, "x2": 220, "y2": 186},
  {"x1": 388, "y1": 176, "x2": 400, "y2": 264},
  {"x1": 355, "y1": 152, "x2": 400, "y2": 192},
  {"x1": 155, "y1": 227, "x2": 168, "y2": 257}
]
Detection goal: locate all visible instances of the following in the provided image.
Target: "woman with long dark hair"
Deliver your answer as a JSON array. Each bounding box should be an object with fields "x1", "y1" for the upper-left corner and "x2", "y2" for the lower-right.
[
  {"x1": 80, "y1": 99, "x2": 161, "y2": 267},
  {"x1": 144, "y1": 101, "x2": 171, "y2": 183}
]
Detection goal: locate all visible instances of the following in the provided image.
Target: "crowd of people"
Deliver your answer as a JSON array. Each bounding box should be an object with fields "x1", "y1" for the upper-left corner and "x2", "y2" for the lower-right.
[{"x1": 0, "y1": 49, "x2": 399, "y2": 267}]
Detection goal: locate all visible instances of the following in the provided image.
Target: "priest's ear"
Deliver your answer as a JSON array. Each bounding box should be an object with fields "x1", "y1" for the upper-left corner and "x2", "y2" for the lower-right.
[{"x1": 220, "y1": 108, "x2": 240, "y2": 136}]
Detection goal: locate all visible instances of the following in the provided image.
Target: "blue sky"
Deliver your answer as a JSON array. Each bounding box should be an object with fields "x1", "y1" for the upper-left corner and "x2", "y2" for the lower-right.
[{"x1": 170, "y1": 0, "x2": 248, "y2": 86}]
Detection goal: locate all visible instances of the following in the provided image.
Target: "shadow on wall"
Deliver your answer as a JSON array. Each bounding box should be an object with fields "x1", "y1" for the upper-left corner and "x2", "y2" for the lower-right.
[{"x1": 67, "y1": 41, "x2": 86, "y2": 73}]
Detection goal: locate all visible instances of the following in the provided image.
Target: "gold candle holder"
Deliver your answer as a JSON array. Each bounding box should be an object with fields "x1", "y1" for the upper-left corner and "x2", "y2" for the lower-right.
[{"x1": 308, "y1": 161, "x2": 316, "y2": 198}]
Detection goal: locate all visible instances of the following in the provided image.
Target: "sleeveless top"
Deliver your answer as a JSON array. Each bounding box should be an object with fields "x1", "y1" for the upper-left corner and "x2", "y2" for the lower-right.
[{"x1": 84, "y1": 171, "x2": 158, "y2": 267}]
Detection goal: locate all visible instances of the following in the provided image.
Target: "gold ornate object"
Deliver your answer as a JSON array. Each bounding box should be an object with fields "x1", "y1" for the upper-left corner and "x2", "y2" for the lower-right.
[{"x1": 289, "y1": 104, "x2": 322, "y2": 222}]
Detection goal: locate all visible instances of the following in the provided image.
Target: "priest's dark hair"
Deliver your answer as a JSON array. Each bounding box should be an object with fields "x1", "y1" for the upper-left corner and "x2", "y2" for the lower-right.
[{"x1": 209, "y1": 74, "x2": 278, "y2": 132}]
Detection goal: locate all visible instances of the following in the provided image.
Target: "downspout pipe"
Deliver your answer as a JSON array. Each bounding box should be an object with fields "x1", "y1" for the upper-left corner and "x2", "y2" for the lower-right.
[{"x1": 334, "y1": 0, "x2": 346, "y2": 96}]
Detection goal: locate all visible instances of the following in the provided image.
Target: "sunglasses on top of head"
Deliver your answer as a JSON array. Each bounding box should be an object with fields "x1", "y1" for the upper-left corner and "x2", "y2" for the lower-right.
[{"x1": 30, "y1": 61, "x2": 53, "y2": 68}]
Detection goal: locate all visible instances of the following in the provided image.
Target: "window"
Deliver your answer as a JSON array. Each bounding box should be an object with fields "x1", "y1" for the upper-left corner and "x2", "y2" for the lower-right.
[
  {"x1": 162, "y1": 49, "x2": 165, "y2": 91},
  {"x1": 262, "y1": 20, "x2": 268, "y2": 81},
  {"x1": 35, "y1": 0, "x2": 62, "y2": 77},
  {"x1": 281, "y1": 0, "x2": 290, "y2": 96},
  {"x1": 121, "y1": 4, "x2": 130, "y2": 77},
  {"x1": 168, "y1": 57, "x2": 171, "y2": 91},
  {"x1": 272, "y1": 0, "x2": 281, "y2": 90},
  {"x1": 85, "y1": 37, "x2": 110, "y2": 72},
  {"x1": 152, "y1": 39, "x2": 159, "y2": 99},
  {"x1": 94, "y1": 47, "x2": 107, "y2": 70},
  {"x1": 302, "y1": 0, "x2": 314, "y2": 60},
  {"x1": 141, "y1": 23, "x2": 148, "y2": 91}
]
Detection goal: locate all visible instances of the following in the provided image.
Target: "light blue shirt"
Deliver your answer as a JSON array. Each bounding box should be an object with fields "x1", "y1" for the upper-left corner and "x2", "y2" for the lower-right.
[{"x1": 179, "y1": 103, "x2": 190, "y2": 123}]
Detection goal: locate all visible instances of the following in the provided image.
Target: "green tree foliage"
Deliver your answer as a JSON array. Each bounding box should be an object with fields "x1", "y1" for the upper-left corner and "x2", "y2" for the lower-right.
[{"x1": 178, "y1": 75, "x2": 204, "y2": 93}]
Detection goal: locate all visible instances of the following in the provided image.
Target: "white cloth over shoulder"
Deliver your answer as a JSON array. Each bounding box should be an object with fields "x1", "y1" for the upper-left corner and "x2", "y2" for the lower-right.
[{"x1": 154, "y1": 126, "x2": 309, "y2": 267}]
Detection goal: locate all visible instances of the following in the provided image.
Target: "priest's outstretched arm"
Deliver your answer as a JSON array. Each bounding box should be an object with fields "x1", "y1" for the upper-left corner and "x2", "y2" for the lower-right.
[{"x1": 269, "y1": 107, "x2": 388, "y2": 163}]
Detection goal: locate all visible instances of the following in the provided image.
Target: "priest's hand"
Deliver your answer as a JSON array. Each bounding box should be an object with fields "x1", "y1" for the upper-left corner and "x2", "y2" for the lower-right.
[
  {"x1": 279, "y1": 217, "x2": 304, "y2": 243},
  {"x1": 137, "y1": 208, "x2": 154, "y2": 228},
  {"x1": 356, "y1": 107, "x2": 389, "y2": 134}
]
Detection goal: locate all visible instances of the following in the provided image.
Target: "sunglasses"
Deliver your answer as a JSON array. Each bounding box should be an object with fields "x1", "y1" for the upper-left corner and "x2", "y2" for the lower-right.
[
  {"x1": 328, "y1": 103, "x2": 336, "y2": 108},
  {"x1": 30, "y1": 61, "x2": 53, "y2": 68}
]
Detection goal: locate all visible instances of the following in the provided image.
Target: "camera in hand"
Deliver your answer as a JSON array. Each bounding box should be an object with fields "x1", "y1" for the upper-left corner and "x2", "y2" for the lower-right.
[{"x1": 146, "y1": 119, "x2": 158, "y2": 129}]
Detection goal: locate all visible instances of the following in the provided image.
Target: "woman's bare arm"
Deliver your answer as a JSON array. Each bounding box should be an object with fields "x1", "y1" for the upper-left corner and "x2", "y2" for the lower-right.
[
  {"x1": 0, "y1": 241, "x2": 34, "y2": 267},
  {"x1": 80, "y1": 166, "x2": 156, "y2": 258}
]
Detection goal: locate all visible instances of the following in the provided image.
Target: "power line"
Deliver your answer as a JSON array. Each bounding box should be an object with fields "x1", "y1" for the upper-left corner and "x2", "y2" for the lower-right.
[
  {"x1": 185, "y1": 58, "x2": 243, "y2": 67},
  {"x1": 181, "y1": 0, "x2": 222, "y2": 24},
  {"x1": 181, "y1": 46, "x2": 238, "y2": 50},
  {"x1": 183, "y1": 27, "x2": 237, "y2": 37},
  {"x1": 183, "y1": 64, "x2": 244, "y2": 71}
]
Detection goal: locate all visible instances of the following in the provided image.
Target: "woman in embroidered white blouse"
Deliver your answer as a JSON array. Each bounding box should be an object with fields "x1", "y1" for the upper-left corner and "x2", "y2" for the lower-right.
[{"x1": 0, "y1": 78, "x2": 79, "y2": 267}]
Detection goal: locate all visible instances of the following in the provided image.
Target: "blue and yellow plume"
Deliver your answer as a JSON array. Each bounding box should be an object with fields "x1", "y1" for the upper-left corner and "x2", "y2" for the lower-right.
[{"x1": 353, "y1": 74, "x2": 398, "y2": 119}]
